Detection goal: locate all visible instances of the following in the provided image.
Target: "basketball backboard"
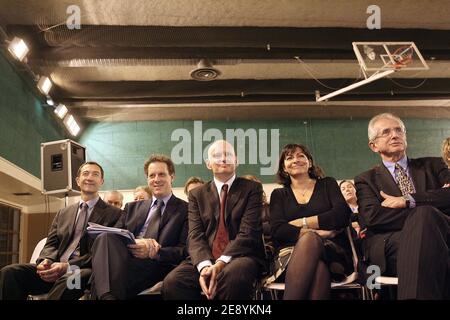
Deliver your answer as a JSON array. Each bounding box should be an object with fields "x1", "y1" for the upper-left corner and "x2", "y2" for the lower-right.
[{"x1": 352, "y1": 42, "x2": 429, "y2": 75}]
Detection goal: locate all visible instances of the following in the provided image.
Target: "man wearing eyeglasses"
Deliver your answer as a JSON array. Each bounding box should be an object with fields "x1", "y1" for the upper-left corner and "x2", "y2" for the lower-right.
[{"x1": 355, "y1": 113, "x2": 450, "y2": 299}]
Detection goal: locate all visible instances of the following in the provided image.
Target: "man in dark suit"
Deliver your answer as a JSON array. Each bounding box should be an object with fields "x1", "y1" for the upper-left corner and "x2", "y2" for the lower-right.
[
  {"x1": 355, "y1": 113, "x2": 450, "y2": 299},
  {"x1": 89, "y1": 154, "x2": 188, "y2": 300},
  {"x1": 163, "y1": 140, "x2": 265, "y2": 300},
  {"x1": 0, "y1": 162, "x2": 122, "y2": 300}
]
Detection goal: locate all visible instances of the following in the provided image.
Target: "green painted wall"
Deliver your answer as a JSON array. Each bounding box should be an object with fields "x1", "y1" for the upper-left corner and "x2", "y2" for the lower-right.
[
  {"x1": 0, "y1": 52, "x2": 66, "y2": 178},
  {"x1": 80, "y1": 118, "x2": 450, "y2": 190}
]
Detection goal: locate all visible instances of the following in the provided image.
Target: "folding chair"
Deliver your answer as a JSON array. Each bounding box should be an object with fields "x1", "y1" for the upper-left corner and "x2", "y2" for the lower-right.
[
  {"x1": 258, "y1": 227, "x2": 372, "y2": 300},
  {"x1": 28, "y1": 238, "x2": 49, "y2": 300},
  {"x1": 27, "y1": 237, "x2": 89, "y2": 300}
]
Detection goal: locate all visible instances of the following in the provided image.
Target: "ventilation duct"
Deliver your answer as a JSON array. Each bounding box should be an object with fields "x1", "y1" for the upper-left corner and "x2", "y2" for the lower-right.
[{"x1": 190, "y1": 59, "x2": 220, "y2": 81}]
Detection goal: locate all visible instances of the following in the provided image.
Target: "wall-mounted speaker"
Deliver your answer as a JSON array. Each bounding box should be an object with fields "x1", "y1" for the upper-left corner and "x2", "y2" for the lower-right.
[{"x1": 41, "y1": 139, "x2": 86, "y2": 198}]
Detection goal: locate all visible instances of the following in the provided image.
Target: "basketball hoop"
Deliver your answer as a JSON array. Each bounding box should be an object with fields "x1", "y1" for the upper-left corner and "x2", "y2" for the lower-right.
[
  {"x1": 391, "y1": 45, "x2": 414, "y2": 69},
  {"x1": 315, "y1": 42, "x2": 429, "y2": 102}
]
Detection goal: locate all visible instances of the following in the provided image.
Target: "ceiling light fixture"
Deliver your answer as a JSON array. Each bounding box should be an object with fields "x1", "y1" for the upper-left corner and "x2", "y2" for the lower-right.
[
  {"x1": 63, "y1": 114, "x2": 80, "y2": 136},
  {"x1": 37, "y1": 76, "x2": 52, "y2": 95},
  {"x1": 7, "y1": 37, "x2": 29, "y2": 61},
  {"x1": 54, "y1": 104, "x2": 68, "y2": 119},
  {"x1": 46, "y1": 97, "x2": 54, "y2": 106},
  {"x1": 190, "y1": 58, "x2": 221, "y2": 81}
]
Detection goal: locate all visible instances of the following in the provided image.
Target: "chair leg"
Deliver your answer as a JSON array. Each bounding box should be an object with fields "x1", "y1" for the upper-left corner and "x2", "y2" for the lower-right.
[{"x1": 270, "y1": 289, "x2": 278, "y2": 300}]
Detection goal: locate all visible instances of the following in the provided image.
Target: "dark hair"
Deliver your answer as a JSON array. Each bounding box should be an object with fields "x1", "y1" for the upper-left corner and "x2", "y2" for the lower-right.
[
  {"x1": 241, "y1": 174, "x2": 268, "y2": 205},
  {"x1": 276, "y1": 144, "x2": 324, "y2": 186},
  {"x1": 339, "y1": 180, "x2": 355, "y2": 188},
  {"x1": 77, "y1": 161, "x2": 104, "y2": 179},
  {"x1": 144, "y1": 154, "x2": 175, "y2": 177},
  {"x1": 183, "y1": 176, "x2": 205, "y2": 195}
]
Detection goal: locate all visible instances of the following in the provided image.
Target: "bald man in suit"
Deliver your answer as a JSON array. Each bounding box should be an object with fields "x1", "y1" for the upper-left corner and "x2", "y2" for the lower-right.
[
  {"x1": 163, "y1": 140, "x2": 265, "y2": 300},
  {"x1": 0, "y1": 162, "x2": 122, "y2": 300}
]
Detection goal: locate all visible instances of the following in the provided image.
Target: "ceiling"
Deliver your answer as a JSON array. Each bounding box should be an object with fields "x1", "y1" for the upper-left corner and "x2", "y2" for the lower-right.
[{"x1": 1, "y1": 0, "x2": 450, "y2": 121}]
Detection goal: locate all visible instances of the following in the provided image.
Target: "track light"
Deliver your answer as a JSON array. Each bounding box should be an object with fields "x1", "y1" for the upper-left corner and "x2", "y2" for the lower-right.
[
  {"x1": 54, "y1": 104, "x2": 68, "y2": 119},
  {"x1": 8, "y1": 37, "x2": 29, "y2": 61},
  {"x1": 63, "y1": 114, "x2": 80, "y2": 136},
  {"x1": 37, "y1": 76, "x2": 52, "y2": 95}
]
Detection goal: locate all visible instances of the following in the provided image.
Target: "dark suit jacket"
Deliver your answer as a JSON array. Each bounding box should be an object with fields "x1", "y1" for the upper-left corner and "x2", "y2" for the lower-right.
[
  {"x1": 37, "y1": 198, "x2": 123, "y2": 268},
  {"x1": 187, "y1": 177, "x2": 265, "y2": 267},
  {"x1": 116, "y1": 195, "x2": 188, "y2": 266},
  {"x1": 355, "y1": 157, "x2": 450, "y2": 272}
]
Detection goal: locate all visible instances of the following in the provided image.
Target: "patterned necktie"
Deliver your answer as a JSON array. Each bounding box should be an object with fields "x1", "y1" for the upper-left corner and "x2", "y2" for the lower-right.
[
  {"x1": 144, "y1": 199, "x2": 165, "y2": 239},
  {"x1": 212, "y1": 184, "x2": 229, "y2": 259},
  {"x1": 394, "y1": 163, "x2": 415, "y2": 196},
  {"x1": 60, "y1": 202, "x2": 88, "y2": 262}
]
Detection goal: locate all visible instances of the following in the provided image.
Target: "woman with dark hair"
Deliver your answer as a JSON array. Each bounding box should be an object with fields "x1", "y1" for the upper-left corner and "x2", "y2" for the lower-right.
[
  {"x1": 270, "y1": 144, "x2": 352, "y2": 300},
  {"x1": 339, "y1": 180, "x2": 361, "y2": 235}
]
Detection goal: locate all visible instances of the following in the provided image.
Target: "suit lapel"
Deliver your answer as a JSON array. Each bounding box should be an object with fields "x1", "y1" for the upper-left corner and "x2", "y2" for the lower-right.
[
  {"x1": 64, "y1": 203, "x2": 79, "y2": 239},
  {"x1": 133, "y1": 199, "x2": 152, "y2": 235},
  {"x1": 225, "y1": 178, "x2": 242, "y2": 224},
  {"x1": 207, "y1": 181, "x2": 220, "y2": 222},
  {"x1": 89, "y1": 198, "x2": 106, "y2": 223},
  {"x1": 376, "y1": 164, "x2": 402, "y2": 197},
  {"x1": 408, "y1": 158, "x2": 425, "y2": 192},
  {"x1": 160, "y1": 195, "x2": 176, "y2": 230}
]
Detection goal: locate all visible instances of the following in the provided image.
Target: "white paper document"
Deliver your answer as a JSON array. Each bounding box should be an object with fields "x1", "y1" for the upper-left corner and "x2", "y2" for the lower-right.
[{"x1": 86, "y1": 222, "x2": 136, "y2": 244}]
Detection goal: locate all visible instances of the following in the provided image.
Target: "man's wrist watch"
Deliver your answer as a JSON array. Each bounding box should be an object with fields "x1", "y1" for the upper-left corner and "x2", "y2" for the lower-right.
[{"x1": 302, "y1": 217, "x2": 308, "y2": 228}]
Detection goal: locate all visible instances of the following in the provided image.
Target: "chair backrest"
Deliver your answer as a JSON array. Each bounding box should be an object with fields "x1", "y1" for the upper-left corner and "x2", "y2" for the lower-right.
[{"x1": 30, "y1": 238, "x2": 47, "y2": 264}]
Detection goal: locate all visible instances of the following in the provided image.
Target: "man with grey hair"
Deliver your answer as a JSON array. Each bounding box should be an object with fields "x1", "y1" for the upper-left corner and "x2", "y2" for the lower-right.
[
  {"x1": 104, "y1": 190, "x2": 124, "y2": 209},
  {"x1": 163, "y1": 140, "x2": 265, "y2": 300},
  {"x1": 355, "y1": 113, "x2": 450, "y2": 299}
]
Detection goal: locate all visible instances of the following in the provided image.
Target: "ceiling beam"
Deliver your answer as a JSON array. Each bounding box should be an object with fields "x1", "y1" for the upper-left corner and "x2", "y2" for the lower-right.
[{"x1": 6, "y1": 25, "x2": 450, "y2": 60}]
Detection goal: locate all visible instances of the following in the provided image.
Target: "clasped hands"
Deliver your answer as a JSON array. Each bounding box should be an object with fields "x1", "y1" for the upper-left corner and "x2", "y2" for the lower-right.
[
  {"x1": 199, "y1": 260, "x2": 226, "y2": 300},
  {"x1": 128, "y1": 238, "x2": 161, "y2": 259},
  {"x1": 36, "y1": 259, "x2": 69, "y2": 283}
]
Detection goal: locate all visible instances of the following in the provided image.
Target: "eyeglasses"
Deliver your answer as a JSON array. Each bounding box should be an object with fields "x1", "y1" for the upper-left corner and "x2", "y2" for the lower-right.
[{"x1": 374, "y1": 127, "x2": 406, "y2": 140}]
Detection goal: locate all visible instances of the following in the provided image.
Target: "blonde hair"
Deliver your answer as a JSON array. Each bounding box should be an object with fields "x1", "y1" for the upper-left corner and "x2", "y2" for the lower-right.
[
  {"x1": 442, "y1": 137, "x2": 450, "y2": 167},
  {"x1": 134, "y1": 185, "x2": 152, "y2": 197}
]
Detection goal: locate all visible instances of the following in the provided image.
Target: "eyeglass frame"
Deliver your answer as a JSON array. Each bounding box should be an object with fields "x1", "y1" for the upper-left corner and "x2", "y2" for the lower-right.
[{"x1": 372, "y1": 126, "x2": 406, "y2": 141}]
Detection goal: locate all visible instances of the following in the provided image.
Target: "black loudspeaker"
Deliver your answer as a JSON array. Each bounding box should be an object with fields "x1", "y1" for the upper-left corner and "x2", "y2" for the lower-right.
[{"x1": 41, "y1": 139, "x2": 86, "y2": 198}]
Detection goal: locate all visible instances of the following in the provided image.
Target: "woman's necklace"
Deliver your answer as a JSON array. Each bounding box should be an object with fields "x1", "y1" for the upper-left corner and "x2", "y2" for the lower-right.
[{"x1": 294, "y1": 179, "x2": 313, "y2": 197}]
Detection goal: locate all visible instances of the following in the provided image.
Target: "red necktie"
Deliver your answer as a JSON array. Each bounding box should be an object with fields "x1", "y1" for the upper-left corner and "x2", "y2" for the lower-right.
[{"x1": 212, "y1": 184, "x2": 229, "y2": 259}]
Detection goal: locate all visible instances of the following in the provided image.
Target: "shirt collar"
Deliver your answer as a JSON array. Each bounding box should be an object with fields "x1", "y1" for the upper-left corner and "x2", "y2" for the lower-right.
[
  {"x1": 80, "y1": 196, "x2": 99, "y2": 210},
  {"x1": 213, "y1": 174, "x2": 236, "y2": 195},
  {"x1": 151, "y1": 193, "x2": 172, "y2": 208},
  {"x1": 383, "y1": 155, "x2": 408, "y2": 175}
]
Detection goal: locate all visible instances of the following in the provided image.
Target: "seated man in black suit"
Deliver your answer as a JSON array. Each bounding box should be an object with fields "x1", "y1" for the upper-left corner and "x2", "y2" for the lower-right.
[
  {"x1": 162, "y1": 140, "x2": 265, "y2": 300},
  {"x1": 355, "y1": 113, "x2": 450, "y2": 299},
  {"x1": 0, "y1": 162, "x2": 122, "y2": 300},
  {"x1": 90, "y1": 154, "x2": 188, "y2": 300}
]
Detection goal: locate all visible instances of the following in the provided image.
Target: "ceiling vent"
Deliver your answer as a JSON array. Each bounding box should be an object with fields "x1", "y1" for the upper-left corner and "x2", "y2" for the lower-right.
[{"x1": 190, "y1": 59, "x2": 221, "y2": 81}]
